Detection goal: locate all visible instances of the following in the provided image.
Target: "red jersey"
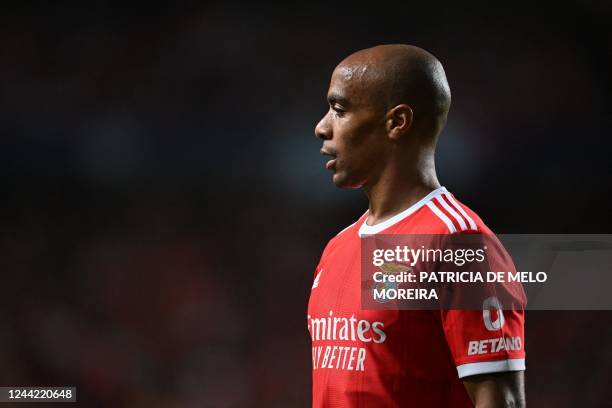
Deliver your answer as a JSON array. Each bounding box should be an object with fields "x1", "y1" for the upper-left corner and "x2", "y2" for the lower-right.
[{"x1": 307, "y1": 187, "x2": 525, "y2": 407}]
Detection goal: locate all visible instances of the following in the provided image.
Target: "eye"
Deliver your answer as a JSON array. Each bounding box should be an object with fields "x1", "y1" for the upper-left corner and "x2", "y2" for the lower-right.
[{"x1": 331, "y1": 104, "x2": 345, "y2": 117}]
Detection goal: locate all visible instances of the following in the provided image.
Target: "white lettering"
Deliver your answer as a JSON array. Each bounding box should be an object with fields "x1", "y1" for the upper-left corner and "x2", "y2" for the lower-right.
[
  {"x1": 466, "y1": 336, "x2": 523, "y2": 356},
  {"x1": 328, "y1": 346, "x2": 337, "y2": 367},
  {"x1": 468, "y1": 341, "x2": 479, "y2": 355},
  {"x1": 347, "y1": 348, "x2": 356, "y2": 370},
  {"x1": 321, "y1": 346, "x2": 331, "y2": 368},
  {"x1": 357, "y1": 320, "x2": 371, "y2": 342},
  {"x1": 372, "y1": 322, "x2": 386, "y2": 343},
  {"x1": 356, "y1": 348, "x2": 366, "y2": 371}
]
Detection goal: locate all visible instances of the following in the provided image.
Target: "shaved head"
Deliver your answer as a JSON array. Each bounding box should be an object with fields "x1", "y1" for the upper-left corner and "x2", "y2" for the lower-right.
[
  {"x1": 336, "y1": 44, "x2": 451, "y2": 139},
  {"x1": 316, "y1": 44, "x2": 450, "y2": 189}
]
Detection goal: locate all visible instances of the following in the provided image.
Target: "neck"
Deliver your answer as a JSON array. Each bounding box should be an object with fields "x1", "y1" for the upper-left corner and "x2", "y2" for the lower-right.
[{"x1": 363, "y1": 153, "x2": 440, "y2": 226}]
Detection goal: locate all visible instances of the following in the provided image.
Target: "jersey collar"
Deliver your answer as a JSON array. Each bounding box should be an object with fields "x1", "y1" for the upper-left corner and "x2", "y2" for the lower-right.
[{"x1": 358, "y1": 186, "x2": 448, "y2": 236}]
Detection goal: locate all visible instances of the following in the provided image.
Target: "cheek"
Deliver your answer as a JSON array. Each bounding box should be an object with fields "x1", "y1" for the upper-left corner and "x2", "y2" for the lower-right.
[
  {"x1": 338, "y1": 121, "x2": 368, "y2": 148},
  {"x1": 345, "y1": 122, "x2": 384, "y2": 158}
]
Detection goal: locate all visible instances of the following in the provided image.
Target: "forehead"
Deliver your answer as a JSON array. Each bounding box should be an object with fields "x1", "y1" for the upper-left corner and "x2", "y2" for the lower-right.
[{"x1": 328, "y1": 62, "x2": 381, "y2": 106}]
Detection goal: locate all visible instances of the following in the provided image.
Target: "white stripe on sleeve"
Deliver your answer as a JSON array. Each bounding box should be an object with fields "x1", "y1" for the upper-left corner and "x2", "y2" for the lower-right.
[
  {"x1": 444, "y1": 193, "x2": 478, "y2": 231},
  {"x1": 426, "y1": 201, "x2": 457, "y2": 233},
  {"x1": 457, "y1": 358, "x2": 525, "y2": 378},
  {"x1": 435, "y1": 196, "x2": 467, "y2": 231}
]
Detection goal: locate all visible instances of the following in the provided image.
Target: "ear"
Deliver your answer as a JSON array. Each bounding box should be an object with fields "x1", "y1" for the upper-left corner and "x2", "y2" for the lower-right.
[{"x1": 386, "y1": 104, "x2": 413, "y2": 140}]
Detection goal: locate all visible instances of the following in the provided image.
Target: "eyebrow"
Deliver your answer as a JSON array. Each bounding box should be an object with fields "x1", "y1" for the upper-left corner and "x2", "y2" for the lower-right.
[{"x1": 327, "y1": 93, "x2": 350, "y2": 107}]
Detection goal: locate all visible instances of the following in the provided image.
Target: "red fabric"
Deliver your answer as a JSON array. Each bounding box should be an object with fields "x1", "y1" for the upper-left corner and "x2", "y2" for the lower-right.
[{"x1": 308, "y1": 189, "x2": 525, "y2": 407}]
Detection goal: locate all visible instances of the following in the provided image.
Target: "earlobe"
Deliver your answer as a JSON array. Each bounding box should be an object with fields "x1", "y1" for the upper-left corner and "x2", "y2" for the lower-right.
[{"x1": 388, "y1": 119, "x2": 401, "y2": 141}]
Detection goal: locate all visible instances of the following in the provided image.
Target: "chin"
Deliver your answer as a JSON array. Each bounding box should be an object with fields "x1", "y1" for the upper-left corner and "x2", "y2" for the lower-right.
[{"x1": 332, "y1": 173, "x2": 363, "y2": 189}]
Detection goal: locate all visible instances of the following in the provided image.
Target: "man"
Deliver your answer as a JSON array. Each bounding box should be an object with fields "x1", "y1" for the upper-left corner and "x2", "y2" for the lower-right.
[{"x1": 308, "y1": 45, "x2": 526, "y2": 407}]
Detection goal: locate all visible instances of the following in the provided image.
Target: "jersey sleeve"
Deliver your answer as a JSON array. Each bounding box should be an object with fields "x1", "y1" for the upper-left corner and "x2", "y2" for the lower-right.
[
  {"x1": 439, "y1": 231, "x2": 526, "y2": 378},
  {"x1": 441, "y1": 307, "x2": 525, "y2": 378}
]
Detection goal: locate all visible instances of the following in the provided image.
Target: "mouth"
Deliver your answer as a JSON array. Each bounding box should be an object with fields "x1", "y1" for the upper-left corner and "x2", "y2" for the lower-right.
[{"x1": 320, "y1": 148, "x2": 337, "y2": 170}]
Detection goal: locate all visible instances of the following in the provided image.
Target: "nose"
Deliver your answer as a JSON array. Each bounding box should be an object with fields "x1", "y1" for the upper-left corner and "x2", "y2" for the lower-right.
[{"x1": 315, "y1": 112, "x2": 332, "y2": 140}]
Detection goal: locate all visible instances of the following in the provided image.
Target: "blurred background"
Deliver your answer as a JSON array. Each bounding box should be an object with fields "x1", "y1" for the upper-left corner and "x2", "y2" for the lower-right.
[{"x1": 1, "y1": 2, "x2": 611, "y2": 407}]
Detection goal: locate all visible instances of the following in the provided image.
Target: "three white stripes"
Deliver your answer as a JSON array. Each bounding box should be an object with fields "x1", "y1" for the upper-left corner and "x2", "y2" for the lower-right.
[
  {"x1": 444, "y1": 193, "x2": 477, "y2": 230},
  {"x1": 428, "y1": 192, "x2": 477, "y2": 233},
  {"x1": 427, "y1": 201, "x2": 457, "y2": 233},
  {"x1": 436, "y1": 195, "x2": 467, "y2": 231}
]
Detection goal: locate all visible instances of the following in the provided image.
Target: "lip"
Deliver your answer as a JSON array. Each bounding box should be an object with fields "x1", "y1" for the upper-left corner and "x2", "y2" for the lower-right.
[
  {"x1": 320, "y1": 148, "x2": 337, "y2": 170},
  {"x1": 320, "y1": 148, "x2": 335, "y2": 156}
]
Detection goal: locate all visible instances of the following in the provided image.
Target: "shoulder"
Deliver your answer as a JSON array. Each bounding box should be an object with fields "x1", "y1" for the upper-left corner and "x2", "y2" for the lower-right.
[{"x1": 421, "y1": 189, "x2": 492, "y2": 235}]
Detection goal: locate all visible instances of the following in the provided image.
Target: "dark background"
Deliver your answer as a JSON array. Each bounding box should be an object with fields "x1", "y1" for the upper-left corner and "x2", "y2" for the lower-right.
[{"x1": 1, "y1": 2, "x2": 611, "y2": 407}]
